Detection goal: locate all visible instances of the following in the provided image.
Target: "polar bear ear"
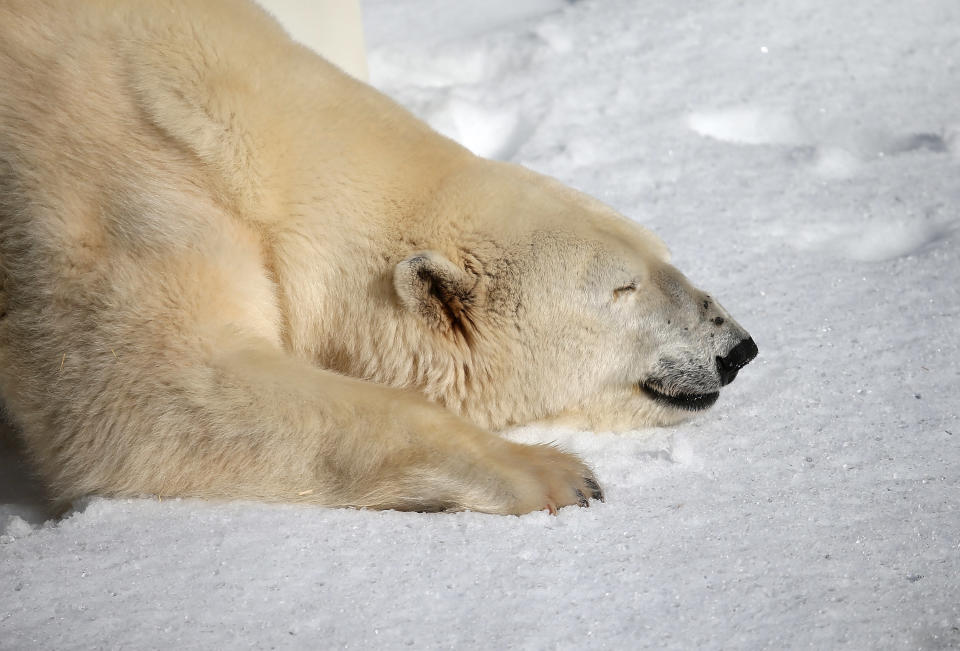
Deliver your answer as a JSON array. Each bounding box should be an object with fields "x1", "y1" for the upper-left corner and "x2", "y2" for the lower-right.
[{"x1": 394, "y1": 252, "x2": 477, "y2": 332}]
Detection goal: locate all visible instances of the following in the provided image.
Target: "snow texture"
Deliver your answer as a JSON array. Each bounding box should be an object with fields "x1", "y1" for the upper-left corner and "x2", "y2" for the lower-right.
[{"x1": 3, "y1": 0, "x2": 960, "y2": 648}]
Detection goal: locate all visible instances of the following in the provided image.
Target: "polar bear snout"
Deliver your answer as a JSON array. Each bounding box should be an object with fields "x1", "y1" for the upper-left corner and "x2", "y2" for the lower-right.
[
  {"x1": 715, "y1": 337, "x2": 758, "y2": 386},
  {"x1": 639, "y1": 332, "x2": 757, "y2": 414}
]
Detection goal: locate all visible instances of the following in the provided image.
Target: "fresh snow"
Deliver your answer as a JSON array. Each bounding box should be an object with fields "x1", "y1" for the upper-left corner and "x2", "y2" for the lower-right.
[{"x1": 3, "y1": 0, "x2": 959, "y2": 648}]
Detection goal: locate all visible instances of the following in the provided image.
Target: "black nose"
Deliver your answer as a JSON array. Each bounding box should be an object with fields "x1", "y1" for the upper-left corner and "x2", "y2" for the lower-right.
[{"x1": 716, "y1": 337, "x2": 758, "y2": 386}]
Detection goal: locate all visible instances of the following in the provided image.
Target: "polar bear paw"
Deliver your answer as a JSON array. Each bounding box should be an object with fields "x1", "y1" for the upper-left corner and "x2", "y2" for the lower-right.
[{"x1": 490, "y1": 442, "x2": 603, "y2": 515}]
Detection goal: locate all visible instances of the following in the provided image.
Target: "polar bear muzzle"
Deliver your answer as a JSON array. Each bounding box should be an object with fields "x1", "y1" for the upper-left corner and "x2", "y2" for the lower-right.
[{"x1": 638, "y1": 336, "x2": 756, "y2": 411}]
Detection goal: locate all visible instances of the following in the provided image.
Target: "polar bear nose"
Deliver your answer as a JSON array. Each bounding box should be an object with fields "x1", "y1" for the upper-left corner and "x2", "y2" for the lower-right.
[{"x1": 716, "y1": 337, "x2": 758, "y2": 386}]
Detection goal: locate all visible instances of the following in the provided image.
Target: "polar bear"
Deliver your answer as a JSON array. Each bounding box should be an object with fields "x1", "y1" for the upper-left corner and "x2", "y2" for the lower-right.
[{"x1": 0, "y1": 0, "x2": 756, "y2": 515}]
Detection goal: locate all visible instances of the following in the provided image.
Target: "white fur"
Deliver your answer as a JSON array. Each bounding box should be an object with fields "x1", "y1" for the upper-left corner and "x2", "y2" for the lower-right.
[{"x1": 0, "y1": 0, "x2": 752, "y2": 514}]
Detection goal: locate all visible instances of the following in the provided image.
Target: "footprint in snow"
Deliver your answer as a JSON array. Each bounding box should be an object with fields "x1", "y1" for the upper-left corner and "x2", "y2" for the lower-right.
[
  {"x1": 797, "y1": 218, "x2": 955, "y2": 263},
  {"x1": 423, "y1": 94, "x2": 535, "y2": 161},
  {"x1": 687, "y1": 105, "x2": 810, "y2": 147},
  {"x1": 687, "y1": 104, "x2": 954, "y2": 178},
  {"x1": 689, "y1": 104, "x2": 957, "y2": 261},
  {"x1": 686, "y1": 105, "x2": 862, "y2": 179}
]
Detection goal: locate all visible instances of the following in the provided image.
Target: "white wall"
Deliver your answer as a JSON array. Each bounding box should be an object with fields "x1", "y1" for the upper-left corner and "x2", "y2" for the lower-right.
[{"x1": 254, "y1": 0, "x2": 368, "y2": 81}]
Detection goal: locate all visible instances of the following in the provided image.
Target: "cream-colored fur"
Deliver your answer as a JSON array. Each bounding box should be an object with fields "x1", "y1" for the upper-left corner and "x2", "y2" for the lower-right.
[{"x1": 0, "y1": 0, "x2": 754, "y2": 515}]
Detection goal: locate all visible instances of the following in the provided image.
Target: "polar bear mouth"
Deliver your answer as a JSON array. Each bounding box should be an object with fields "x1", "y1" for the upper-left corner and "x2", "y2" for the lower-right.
[{"x1": 640, "y1": 381, "x2": 719, "y2": 411}]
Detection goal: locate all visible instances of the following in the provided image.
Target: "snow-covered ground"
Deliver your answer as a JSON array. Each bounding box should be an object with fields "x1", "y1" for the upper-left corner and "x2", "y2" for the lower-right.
[{"x1": 3, "y1": 0, "x2": 959, "y2": 648}]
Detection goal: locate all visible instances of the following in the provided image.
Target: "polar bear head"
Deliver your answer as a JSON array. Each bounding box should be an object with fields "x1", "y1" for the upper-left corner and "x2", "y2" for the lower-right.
[{"x1": 391, "y1": 161, "x2": 757, "y2": 431}]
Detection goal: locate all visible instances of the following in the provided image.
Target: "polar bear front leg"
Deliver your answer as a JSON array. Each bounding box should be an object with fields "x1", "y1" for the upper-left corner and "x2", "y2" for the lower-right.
[
  {"x1": 16, "y1": 328, "x2": 600, "y2": 515},
  {"x1": 182, "y1": 339, "x2": 603, "y2": 514}
]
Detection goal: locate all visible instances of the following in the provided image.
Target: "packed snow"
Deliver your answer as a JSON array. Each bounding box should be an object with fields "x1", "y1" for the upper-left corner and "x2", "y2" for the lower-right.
[{"x1": 2, "y1": 0, "x2": 959, "y2": 648}]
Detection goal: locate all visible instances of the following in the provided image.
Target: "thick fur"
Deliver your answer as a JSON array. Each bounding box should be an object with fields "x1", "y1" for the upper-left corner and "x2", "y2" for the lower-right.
[{"x1": 0, "y1": 0, "x2": 753, "y2": 514}]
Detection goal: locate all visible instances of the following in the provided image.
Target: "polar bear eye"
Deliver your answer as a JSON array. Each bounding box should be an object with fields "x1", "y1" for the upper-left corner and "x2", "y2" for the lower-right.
[{"x1": 613, "y1": 282, "x2": 637, "y2": 298}]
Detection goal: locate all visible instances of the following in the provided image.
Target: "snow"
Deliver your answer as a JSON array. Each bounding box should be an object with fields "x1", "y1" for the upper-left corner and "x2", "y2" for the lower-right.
[
  {"x1": 687, "y1": 106, "x2": 809, "y2": 147},
  {"x1": 3, "y1": 0, "x2": 960, "y2": 648}
]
